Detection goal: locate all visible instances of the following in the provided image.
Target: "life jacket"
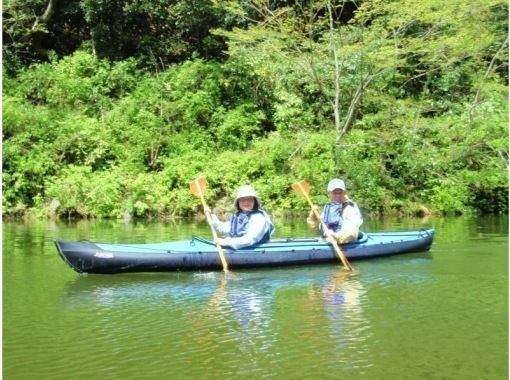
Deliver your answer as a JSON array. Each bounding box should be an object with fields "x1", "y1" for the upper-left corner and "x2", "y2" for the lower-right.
[
  {"x1": 322, "y1": 202, "x2": 343, "y2": 233},
  {"x1": 230, "y1": 209, "x2": 275, "y2": 243},
  {"x1": 321, "y1": 200, "x2": 359, "y2": 233}
]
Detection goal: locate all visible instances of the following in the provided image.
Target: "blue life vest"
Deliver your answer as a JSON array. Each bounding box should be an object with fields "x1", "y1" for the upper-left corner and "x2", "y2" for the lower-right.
[
  {"x1": 321, "y1": 200, "x2": 361, "y2": 234},
  {"x1": 229, "y1": 209, "x2": 275, "y2": 243},
  {"x1": 322, "y1": 202, "x2": 344, "y2": 233}
]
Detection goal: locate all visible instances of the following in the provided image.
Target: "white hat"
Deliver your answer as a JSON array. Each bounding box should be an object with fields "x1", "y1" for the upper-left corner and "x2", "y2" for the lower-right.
[
  {"x1": 327, "y1": 178, "x2": 346, "y2": 192},
  {"x1": 235, "y1": 185, "x2": 261, "y2": 210}
]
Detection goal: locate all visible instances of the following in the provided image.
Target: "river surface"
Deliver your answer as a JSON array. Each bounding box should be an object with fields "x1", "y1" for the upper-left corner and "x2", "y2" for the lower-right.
[{"x1": 3, "y1": 216, "x2": 508, "y2": 379}]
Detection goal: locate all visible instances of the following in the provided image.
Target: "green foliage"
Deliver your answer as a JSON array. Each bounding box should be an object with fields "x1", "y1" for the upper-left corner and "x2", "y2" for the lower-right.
[
  {"x1": 8, "y1": 51, "x2": 143, "y2": 116},
  {"x1": 3, "y1": 0, "x2": 508, "y2": 220},
  {"x1": 3, "y1": 0, "x2": 61, "y2": 72},
  {"x1": 81, "y1": 0, "x2": 230, "y2": 63},
  {"x1": 213, "y1": 103, "x2": 267, "y2": 149},
  {"x1": 3, "y1": 99, "x2": 62, "y2": 211},
  {"x1": 44, "y1": 165, "x2": 97, "y2": 218},
  {"x1": 3, "y1": 0, "x2": 236, "y2": 73}
]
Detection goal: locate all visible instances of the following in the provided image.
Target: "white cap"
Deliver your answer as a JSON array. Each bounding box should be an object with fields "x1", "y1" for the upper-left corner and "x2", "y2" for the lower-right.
[
  {"x1": 235, "y1": 185, "x2": 260, "y2": 210},
  {"x1": 327, "y1": 178, "x2": 346, "y2": 192}
]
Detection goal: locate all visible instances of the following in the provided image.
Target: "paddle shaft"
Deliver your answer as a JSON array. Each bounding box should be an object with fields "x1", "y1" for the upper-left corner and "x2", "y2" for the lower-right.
[
  {"x1": 194, "y1": 183, "x2": 229, "y2": 272},
  {"x1": 295, "y1": 182, "x2": 353, "y2": 271}
]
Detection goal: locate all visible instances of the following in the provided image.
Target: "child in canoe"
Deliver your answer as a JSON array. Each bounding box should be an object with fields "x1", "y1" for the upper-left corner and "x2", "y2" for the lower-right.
[{"x1": 209, "y1": 185, "x2": 275, "y2": 249}]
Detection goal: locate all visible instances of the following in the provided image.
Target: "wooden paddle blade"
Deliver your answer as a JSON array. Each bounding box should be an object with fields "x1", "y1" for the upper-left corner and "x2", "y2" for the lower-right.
[
  {"x1": 291, "y1": 180, "x2": 311, "y2": 197},
  {"x1": 189, "y1": 176, "x2": 207, "y2": 198}
]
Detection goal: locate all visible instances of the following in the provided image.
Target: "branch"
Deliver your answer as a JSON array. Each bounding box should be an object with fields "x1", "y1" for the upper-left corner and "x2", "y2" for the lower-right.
[
  {"x1": 287, "y1": 137, "x2": 308, "y2": 161},
  {"x1": 336, "y1": 68, "x2": 388, "y2": 142},
  {"x1": 334, "y1": 142, "x2": 375, "y2": 147},
  {"x1": 307, "y1": 53, "x2": 334, "y2": 108},
  {"x1": 328, "y1": 0, "x2": 342, "y2": 134},
  {"x1": 484, "y1": 143, "x2": 509, "y2": 169},
  {"x1": 468, "y1": 36, "x2": 509, "y2": 124},
  {"x1": 398, "y1": 66, "x2": 442, "y2": 90},
  {"x1": 336, "y1": 78, "x2": 364, "y2": 142},
  {"x1": 32, "y1": 0, "x2": 58, "y2": 30}
]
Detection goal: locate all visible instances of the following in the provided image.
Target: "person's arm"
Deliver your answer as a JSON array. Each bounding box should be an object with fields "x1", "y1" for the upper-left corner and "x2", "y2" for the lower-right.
[
  {"x1": 217, "y1": 213, "x2": 268, "y2": 249},
  {"x1": 335, "y1": 205, "x2": 362, "y2": 243},
  {"x1": 210, "y1": 214, "x2": 231, "y2": 236},
  {"x1": 306, "y1": 205, "x2": 322, "y2": 230}
]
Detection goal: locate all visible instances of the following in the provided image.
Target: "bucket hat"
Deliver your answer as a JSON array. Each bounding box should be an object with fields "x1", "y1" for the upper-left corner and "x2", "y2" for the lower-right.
[{"x1": 234, "y1": 185, "x2": 261, "y2": 210}]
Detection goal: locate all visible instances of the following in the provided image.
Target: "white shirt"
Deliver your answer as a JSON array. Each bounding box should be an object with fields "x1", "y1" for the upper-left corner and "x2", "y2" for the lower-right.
[{"x1": 338, "y1": 203, "x2": 363, "y2": 240}]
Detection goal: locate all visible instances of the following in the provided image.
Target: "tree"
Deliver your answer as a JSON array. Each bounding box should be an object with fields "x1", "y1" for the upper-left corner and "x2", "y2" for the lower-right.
[
  {"x1": 3, "y1": 0, "x2": 238, "y2": 73},
  {"x1": 215, "y1": 1, "x2": 397, "y2": 166},
  {"x1": 216, "y1": 0, "x2": 507, "y2": 164}
]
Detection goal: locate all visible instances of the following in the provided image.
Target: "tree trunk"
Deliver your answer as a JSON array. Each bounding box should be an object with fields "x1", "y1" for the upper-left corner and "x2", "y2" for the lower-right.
[
  {"x1": 327, "y1": 0, "x2": 342, "y2": 143},
  {"x1": 24, "y1": 0, "x2": 58, "y2": 57},
  {"x1": 32, "y1": 0, "x2": 58, "y2": 30}
]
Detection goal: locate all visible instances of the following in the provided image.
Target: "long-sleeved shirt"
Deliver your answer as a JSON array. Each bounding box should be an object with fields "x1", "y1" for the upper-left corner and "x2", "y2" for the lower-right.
[
  {"x1": 211, "y1": 212, "x2": 272, "y2": 250},
  {"x1": 307, "y1": 198, "x2": 363, "y2": 243}
]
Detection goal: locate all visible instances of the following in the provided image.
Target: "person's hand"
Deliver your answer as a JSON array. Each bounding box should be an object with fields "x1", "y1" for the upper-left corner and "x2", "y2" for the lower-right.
[
  {"x1": 325, "y1": 230, "x2": 344, "y2": 242},
  {"x1": 337, "y1": 236, "x2": 347, "y2": 244},
  {"x1": 209, "y1": 212, "x2": 219, "y2": 226},
  {"x1": 324, "y1": 229, "x2": 336, "y2": 239},
  {"x1": 204, "y1": 209, "x2": 213, "y2": 225},
  {"x1": 309, "y1": 205, "x2": 320, "y2": 219}
]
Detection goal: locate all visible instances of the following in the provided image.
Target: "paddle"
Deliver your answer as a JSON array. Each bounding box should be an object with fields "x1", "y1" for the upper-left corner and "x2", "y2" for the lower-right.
[
  {"x1": 189, "y1": 176, "x2": 229, "y2": 272},
  {"x1": 291, "y1": 180, "x2": 353, "y2": 271}
]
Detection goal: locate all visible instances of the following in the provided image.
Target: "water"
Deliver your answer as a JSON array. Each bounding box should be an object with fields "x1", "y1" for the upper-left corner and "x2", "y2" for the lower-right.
[{"x1": 3, "y1": 216, "x2": 508, "y2": 379}]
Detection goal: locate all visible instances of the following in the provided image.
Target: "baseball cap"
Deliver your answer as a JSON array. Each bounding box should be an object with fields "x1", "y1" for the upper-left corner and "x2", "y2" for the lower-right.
[{"x1": 327, "y1": 178, "x2": 346, "y2": 192}]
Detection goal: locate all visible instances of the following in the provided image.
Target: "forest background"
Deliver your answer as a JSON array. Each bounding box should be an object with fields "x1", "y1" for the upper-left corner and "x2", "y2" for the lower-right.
[{"x1": 3, "y1": 0, "x2": 508, "y2": 220}]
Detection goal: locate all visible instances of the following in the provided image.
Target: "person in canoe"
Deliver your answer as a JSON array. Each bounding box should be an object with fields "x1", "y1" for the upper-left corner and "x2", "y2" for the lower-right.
[
  {"x1": 307, "y1": 178, "x2": 363, "y2": 244},
  {"x1": 208, "y1": 185, "x2": 275, "y2": 249}
]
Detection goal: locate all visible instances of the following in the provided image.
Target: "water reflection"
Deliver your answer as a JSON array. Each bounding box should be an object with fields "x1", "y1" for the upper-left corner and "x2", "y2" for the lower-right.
[
  {"x1": 62, "y1": 273, "x2": 217, "y2": 308},
  {"x1": 61, "y1": 266, "x2": 374, "y2": 374},
  {"x1": 315, "y1": 270, "x2": 365, "y2": 324},
  {"x1": 191, "y1": 274, "x2": 278, "y2": 369},
  {"x1": 201, "y1": 276, "x2": 269, "y2": 329},
  {"x1": 63, "y1": 269, "x2": 364, "y2": 311},
  {"x1": 307, "y1": 269, "x2": 369, "y2": 358},
  {"x1": 61, "y1": 268, "x2": 370, "y2": 348}
]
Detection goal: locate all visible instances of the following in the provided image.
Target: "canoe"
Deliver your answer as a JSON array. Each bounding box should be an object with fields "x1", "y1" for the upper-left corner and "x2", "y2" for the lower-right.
[{"x1": 55, "y1": 229, "x2": 435, "y2": 274}]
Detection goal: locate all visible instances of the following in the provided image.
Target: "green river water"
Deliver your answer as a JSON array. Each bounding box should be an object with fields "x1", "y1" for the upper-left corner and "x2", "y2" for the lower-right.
[{"x1": 2, "y1": 216, "x2": 508, "y2": 379}]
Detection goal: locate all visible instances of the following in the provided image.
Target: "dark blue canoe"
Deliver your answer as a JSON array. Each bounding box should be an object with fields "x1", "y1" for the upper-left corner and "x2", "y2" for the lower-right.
[{"x1": 55, "y1": 229, "x2": 435, "y2": 274}]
